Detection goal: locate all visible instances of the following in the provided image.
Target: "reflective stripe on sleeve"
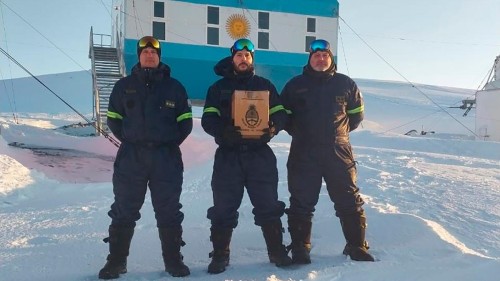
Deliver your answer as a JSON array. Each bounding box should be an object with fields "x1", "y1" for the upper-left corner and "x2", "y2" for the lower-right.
[
  {"x1": 347, "y1": 105, "x2": 364, "y2": 115},
  {"x1": 203, "y1": 107, "x2": 221, "y2": 116},
  {"x1": 269, "y1": 105, "x2": 286, "y2": 115},
  {"x1": 107, "y1": 111, "x2": 123, "y2": 120},
  {"x1": 177, "y1": 112, "x2": 193, "y2": 122}
]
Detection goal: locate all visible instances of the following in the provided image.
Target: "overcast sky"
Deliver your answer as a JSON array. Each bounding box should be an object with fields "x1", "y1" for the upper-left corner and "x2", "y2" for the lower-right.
[{"x1": 0, "y1": 0, "x2": 499, "y2": 89}]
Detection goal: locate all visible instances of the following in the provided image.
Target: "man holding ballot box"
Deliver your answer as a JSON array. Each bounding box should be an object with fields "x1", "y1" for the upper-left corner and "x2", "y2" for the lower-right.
[{"x1": 201, "y1": 38, "x2": 291, "y2": 274}]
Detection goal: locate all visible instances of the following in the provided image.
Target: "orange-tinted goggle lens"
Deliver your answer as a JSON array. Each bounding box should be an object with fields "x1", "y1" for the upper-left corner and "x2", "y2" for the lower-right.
[{"x1": 138, "y1": 36, "x2": 160, "y2": 49}]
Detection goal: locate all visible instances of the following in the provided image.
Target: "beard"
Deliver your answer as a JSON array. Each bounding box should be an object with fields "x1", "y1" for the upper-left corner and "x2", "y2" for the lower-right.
[{"x1": 234, "y1": 62, "x2": 254, "y2": 74}]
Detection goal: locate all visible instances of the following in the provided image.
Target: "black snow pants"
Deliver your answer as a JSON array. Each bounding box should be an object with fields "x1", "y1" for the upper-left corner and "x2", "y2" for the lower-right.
[
  {"x1": 286, "y1": 141, "x2": 365, "y2": 219},
  {"x1": 108, "y1": 142, "x2": 185, "y2": 228},
  {"x1": 207, "y1": 144, "x2": 286, "y2": 228}
]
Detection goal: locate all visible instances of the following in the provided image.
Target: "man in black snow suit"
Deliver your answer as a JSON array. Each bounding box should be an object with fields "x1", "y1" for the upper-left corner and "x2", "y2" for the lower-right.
[
  {"x1": 201, "y1": 38, "x2": 292, "y2": 274},
  {"x1": 280, "y1": 39, "x2": 375, "y2": 264},
  {"x1": 98, "y1": 36, "x2": 193, "y2": 279}
]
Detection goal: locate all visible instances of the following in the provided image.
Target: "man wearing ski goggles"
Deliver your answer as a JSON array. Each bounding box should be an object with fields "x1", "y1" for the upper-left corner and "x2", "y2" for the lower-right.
[
  {"x1": 229, "y1": 38, "x2": 255, "y2": 73},
  {"x1": 201, "y1": 38, "x2": 292, "y2": 273},
  {"x1": 136, "y1": 36, "x2": 162, "y2": 69},
  {"x1": 280, "y1": 39, "x2": 373, "y2": 264},
  {"x1": 308, "y1": 39, "x2": 335, "y2": 72},
  {"x1": 99, "y1": 35, "x2": 192, "y2": 279}
]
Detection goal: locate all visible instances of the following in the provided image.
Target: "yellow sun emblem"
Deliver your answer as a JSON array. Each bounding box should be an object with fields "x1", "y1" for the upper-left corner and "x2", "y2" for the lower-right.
[{"x1": 226, "y1": 14, "x2": 251, "y2": 40}]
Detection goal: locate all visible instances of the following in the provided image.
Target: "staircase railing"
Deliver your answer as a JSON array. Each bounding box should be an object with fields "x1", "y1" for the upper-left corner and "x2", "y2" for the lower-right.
[
  {"x1": 89, "y1": 27, "x2": 99, "y2": 132},
  {"x1": 89, "y1": 27, "x2": 117, "y2": 136},
  {"x1": 116, "y1": 29, "x2": 126, "y2": 76}
]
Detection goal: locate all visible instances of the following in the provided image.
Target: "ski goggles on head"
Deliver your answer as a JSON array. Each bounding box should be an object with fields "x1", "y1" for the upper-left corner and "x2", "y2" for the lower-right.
[
  {"x1": 309, "y1": 39, "x2": 331, "y2": 53},
  {"x1": 138, "y1": 36, "x2": 160, "y2": 49},
  {"x1": 231, "y1": 38, "x2": 255, "y2": 53}
]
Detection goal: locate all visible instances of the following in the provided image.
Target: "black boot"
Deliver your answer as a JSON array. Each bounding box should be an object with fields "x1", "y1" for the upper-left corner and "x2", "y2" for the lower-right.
[
  {"x1": 340, "y1": 213, "x2": 375, "y2": 262},
  {"x1": 98, "y1": 225, "x2": 134, "y2": 279},
  {"x1": 158, "y1": 227, "x2": 190, "y2": 277},
  {"x1": 288, "y1": 218, "x2": 312, "y2": 264},
  {"x1": 208, "y1": 227, "x2": 233, "y2": 274},
  {"x1": 261, "y1": 221, "x2": 293, "y2": 267}
]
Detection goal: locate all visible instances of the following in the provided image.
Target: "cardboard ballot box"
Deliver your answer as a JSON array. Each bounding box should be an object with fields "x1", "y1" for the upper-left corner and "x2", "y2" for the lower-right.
[{"x1": 232, "y1": 90, "x2": 269, "y2": 139}]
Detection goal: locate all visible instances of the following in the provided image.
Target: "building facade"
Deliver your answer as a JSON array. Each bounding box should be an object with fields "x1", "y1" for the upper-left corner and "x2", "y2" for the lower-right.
[
  {"x1": 111, "y1": 0, "x2": 339, "y2": 99},
  {"x1": 476, "y1": 55, "x2": 500, "y2": 141}
]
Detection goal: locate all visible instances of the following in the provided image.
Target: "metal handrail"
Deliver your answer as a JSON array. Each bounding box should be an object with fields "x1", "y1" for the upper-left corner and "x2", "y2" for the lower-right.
[
  {"x1": 93, "y1": 33, "x2": 112, "y2": 47},
  {"x1": 116, "y1": 29, "x2": 126, "y2": 76},
  {"x1": 89, "y1": 27, "x2": 102, "y2": 135}
]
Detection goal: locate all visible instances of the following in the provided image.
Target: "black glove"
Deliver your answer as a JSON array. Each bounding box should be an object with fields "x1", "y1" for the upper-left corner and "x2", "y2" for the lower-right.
[
  {"x1": 260, "y1": 121, "x2": 276, "y2": 143},
  {"x1": 222, "y1": 126, "x2": 242, "y2": 146}
]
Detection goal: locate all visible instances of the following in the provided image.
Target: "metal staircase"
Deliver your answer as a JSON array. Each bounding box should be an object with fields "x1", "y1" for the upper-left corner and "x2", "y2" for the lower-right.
[{"x1": 89, "y1": 27, "x2": 124, "y2": 135}]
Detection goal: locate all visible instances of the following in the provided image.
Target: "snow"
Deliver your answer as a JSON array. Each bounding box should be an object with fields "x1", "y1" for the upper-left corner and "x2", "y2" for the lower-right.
[{"x1": 0, "y1": 74, "x2": 499, "y2": 281}]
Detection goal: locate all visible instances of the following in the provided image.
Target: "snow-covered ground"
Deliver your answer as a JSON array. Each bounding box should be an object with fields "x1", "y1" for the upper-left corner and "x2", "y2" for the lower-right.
[{"x1": 0, "y1": 74, "x2": 499, "y2": 281}]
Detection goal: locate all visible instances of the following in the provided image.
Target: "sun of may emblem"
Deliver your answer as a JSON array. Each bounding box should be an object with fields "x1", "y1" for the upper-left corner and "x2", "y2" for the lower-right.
[{"x1": 226, "y1": 14, "x2": 250, "y2": 39}]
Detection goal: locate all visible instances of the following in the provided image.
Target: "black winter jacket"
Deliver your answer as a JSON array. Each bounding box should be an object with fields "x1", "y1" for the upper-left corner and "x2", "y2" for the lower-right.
[
  {"x1": 281, "y1": 64, "x2": 364, "y2": 145},
  {"x1": 202, "y1": 56, "x2": 288, "y2": 147},
  {"x1": 107, "y1": 62, "x2": 193, "y2": 145}
]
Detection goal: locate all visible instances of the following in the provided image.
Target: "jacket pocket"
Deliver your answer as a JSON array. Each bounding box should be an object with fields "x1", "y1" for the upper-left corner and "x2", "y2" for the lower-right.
[{"x1": 333, "y1": 142, "x2": 354, "y2": 165}]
